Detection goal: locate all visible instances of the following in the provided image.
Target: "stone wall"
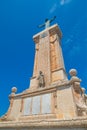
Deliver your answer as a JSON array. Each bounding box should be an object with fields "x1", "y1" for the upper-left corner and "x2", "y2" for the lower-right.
[
  {"x1": 57, "y1": 85, "x2": 77, "y2": 119},
  {"x1": 0, "y1": 128, "x2": 86, "y2": 130}
]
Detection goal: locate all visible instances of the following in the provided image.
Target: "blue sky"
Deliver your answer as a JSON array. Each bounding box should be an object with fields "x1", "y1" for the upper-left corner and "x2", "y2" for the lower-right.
[{"x1": 0, "y1": 0, "x2": 87, "y2": 116}]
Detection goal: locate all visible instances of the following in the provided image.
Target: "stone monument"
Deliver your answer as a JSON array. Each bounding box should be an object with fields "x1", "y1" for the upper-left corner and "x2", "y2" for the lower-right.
[{"x1": 0, "y1": 19, "x2": 87, "y2": 130}]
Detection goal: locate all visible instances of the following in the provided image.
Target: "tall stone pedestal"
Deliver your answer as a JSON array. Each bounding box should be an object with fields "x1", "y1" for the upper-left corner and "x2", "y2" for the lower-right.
[{"x1": 30, "y1": 24, "x2": 67, "y2": 89}]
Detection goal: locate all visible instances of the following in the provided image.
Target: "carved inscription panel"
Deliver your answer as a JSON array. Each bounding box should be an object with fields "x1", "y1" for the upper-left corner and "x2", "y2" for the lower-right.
[
  {"x1": 42, "y1": 93, "x2": 51, "y2": 114},
  {"x1": 23, "y1": 93, "x2": 51, "y2": 116},
  {"x1": 23, "y1": 97, "x2": 31, "y2": 115},
  {"x1": 32, "y1": 95, "x2": 40, "y2": 114}
]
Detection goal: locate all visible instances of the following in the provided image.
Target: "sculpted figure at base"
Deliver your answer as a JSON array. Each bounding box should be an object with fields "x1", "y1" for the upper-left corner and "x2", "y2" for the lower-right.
[
  {"x1": 69, "y1": 69, "x2": 87, "y2": 116},
  {"x1": 37, "y1": 71, "x2": 45, "y2": 88}
]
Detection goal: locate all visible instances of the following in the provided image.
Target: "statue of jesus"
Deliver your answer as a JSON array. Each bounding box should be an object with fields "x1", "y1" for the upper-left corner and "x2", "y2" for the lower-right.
[{"x1": 38, "y1": 16, "x2": 56, "y2": 29}]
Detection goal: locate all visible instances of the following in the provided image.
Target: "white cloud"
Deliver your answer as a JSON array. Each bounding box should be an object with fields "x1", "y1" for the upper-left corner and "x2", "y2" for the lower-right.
[
  {"x1": 60, "y1": 0, "x2": 72, "y2": 6},
  {"x1": 49, "y1": 3, "x2": 58, "y2": 13},
  {"x1": 65, "y1": 38, "x2": 73, "y2": 45},
  {"x1": 49, "y1": 0, "x2": 72, "y2": 13}
]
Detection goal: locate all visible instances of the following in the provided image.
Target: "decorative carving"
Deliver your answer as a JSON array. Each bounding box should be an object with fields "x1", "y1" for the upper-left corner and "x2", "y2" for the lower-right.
[
  {"x1": 50, "y1": 38, "x2": 57, "y2": 71},
  {"x1": 37, "y1": 71, "x2": 45, "y2": 88},
  {"x1": 75, "y1": 91, "x2": 87, "y2": 116},
  {"x1": 9, "y1": 87, "x2": 17, "y2": 97},
  {"x1": 33, "y1": 36, "x2": 40, "y2": 43},
  {"x1": 12, "y1": 87, "x2": 17, "y2": 93},
  {"x1": 81, "y1": 88, "x2": 87, "y2": 103},
  {"x1": 69, "y1": 69, "x2": 87, "y2": 116},
  {"x1": 69, "y1": 69, "x2": 81, "y2": 84},
  {"x1": 50, "y1": 35, "x2": 57, "y2": 44}
]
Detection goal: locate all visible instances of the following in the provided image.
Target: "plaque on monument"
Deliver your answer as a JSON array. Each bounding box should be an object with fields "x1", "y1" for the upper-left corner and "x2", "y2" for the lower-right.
[
  {"x1": 23, "y1": 97, "x2": 31, "y2": 115},
  {"x1": 32, "y1": 95, "x2": 40, "y2": 114},
  {"x1": 42, "y1": 93, "x2": 51, "y2": 114}
]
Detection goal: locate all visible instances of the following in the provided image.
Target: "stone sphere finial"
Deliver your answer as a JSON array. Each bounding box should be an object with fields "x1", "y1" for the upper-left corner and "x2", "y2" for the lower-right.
[
  {"x1": 11, "y1": 87, "x2": 17, "y2": 93},
  {"x1": 69, "y1": 69, "x2": 77, "y2": 77}
]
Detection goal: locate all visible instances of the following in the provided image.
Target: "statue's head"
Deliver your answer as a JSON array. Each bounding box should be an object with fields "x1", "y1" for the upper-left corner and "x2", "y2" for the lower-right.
[
  {"x1": 45, "y1": 18, "x2": 48, "y2": 22},
  {"x1": 39, "y1": 71, "x2": 42, "y2": 74}
]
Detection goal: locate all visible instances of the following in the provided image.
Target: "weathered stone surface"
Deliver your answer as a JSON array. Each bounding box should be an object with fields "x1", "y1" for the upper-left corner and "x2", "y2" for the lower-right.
[
  {"x1": 0, "y1": 128, "x2": 86, "y2": 130},
  {"x1": 25, "y1": 129, "x2": 85, "y2": 130},
  {"x1": 52, "y1": 69, "x2": 67, "y2": 82},
  {"x1": 8, "y1": 98, "x2": 21, "y2": 120},
  {"x1": 57, "y1": 85, "x2": 77, "y2": 119},
  {"x1": 0, "y1": 118, "x2": 87, "y2": 129}
]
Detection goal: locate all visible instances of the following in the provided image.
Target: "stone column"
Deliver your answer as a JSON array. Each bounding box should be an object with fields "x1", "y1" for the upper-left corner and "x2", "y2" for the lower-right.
[
  {"x1": 30, "y1": 24, "x2": 67, "y2": 89},
  {"x1": 49, "y1": 26, "x2": 67, "y2": 83}
]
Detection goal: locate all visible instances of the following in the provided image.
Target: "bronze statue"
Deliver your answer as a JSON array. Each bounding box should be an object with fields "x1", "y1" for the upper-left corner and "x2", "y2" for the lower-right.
[
  {"x1": 38, "y1": 16, "x2": 56, "y2": 29},
  {"x1": 37, "y1": 71, "x2": 45, "y2": 88}
]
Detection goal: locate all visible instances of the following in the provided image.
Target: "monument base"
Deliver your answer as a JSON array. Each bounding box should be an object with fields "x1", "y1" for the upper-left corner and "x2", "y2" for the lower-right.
[{"x1": 0, "y1": 118, "x2": 87, "y2": 129}]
